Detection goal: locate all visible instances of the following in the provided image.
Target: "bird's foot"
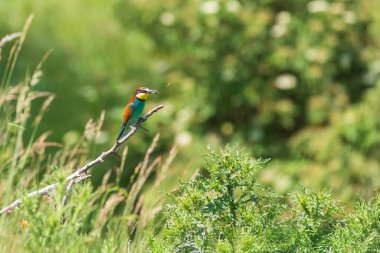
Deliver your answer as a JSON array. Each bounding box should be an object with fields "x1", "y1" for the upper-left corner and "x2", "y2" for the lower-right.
[
  {"x1": 139, "y1": 125, "x2": 149, "y2": 132},
  {"x1": 111, "y1": 150, "x2": 121, "y2": 160}
]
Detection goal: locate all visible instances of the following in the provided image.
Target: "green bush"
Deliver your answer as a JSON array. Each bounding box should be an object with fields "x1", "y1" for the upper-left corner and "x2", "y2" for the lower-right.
[
  {"x1": 116, "y1": 1, "x2": 372, "y2": 149},
  {"x1": 112, "y1": 1, "x2": 380, "y2": 201},
  {"x1": 155, "y1": 146, "x2": 280, "y2": 252},
  {"x1": 152, "y1": 146, "x2": 380, "y2": 252}
]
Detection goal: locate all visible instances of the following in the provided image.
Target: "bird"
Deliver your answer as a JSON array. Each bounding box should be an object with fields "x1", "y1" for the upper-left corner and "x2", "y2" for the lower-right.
[{"x1": 117, "y1": 87, "x2": 158, "y2": 140}]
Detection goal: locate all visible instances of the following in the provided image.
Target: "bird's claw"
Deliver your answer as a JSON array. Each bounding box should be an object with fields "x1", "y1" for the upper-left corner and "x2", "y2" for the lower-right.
[
  {"x1": 139, "y1": 125, "x2": 149, "y2": 132},
  {"x1": 111, "y1": 150, "x2": 121, "y2": 160}
]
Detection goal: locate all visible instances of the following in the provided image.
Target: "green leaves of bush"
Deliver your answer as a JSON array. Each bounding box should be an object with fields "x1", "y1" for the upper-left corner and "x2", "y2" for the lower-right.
[
  {"x1": 116, "y1": 1, "x2": 372, "y2": 139},
  {"x1": 153, "y1": 146, "x2": 380, "y2": 252},
  {"x1": 154, "y1": 146, "x2": 281, "y2": 252}
]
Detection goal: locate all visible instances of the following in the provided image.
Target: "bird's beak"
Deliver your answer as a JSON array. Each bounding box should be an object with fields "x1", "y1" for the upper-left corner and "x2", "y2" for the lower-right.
[{"x1": 146, "y1": 89, "x2": 159, "y2": 94}]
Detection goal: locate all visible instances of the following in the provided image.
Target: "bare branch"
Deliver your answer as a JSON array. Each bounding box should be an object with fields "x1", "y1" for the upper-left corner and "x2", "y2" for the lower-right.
[
  {"x1": 61, "y1": 179, "x2": 75, "y2": 208},
  {"x1": 0, "y1": 105, "x2": 164, "y2": 215},
  {"x1": 61, "y1": 174, "x2": 91, "y2": 224}
]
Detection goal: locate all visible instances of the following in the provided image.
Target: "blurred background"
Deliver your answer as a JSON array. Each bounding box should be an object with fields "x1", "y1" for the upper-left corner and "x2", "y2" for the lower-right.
[{"x1": 1, "y1": 0, "x2": 379, "y2": 202}]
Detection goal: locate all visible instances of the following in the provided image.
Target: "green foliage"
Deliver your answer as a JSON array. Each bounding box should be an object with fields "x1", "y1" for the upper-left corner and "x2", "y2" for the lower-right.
[
  {"x1": 289, "y1": 189, "x2": 341, "y2": 251},
  {"x1": 111, "y1": 0, "x2": 380, "y2": 201},
  {"x1": 116, "y1": 0, "x2": 372, "y2": 142},
  {"x1": 21, "y1": 183, "x2": 95, "y2": 252},
  {"x1": 151, "y1": 146, "x2": 280, "y2": 252},
  {"x1": 159, "y1": 146, "x2": 280, "y2": 252},
  {"x1": 153, "y1": 146, "x2": 380, "y2": 252},
  {"x1": 330, "y1": 197, "x2": 380, "y2": 251}
]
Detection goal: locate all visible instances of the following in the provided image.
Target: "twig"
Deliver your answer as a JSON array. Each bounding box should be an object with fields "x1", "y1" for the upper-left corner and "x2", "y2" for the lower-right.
[
  {"x1": 0, "y1": 105, "x2": 164, "y2": 215},
  {"x1": 62, "y1": 174, "x2": 92, "y2": 208},
  {"x1": 61, "y1": 173, "x2": 93, "y2": 210},
  {"x1": 61, "y1": 178, "x2": 75, "y2": 208},
  {"x1": 61, "y1": 174, "x2": 91, "y2": 224}
]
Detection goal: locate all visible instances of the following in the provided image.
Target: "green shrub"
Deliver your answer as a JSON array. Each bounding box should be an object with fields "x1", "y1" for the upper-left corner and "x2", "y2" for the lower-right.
[
  {"x1": 113, "y1": 0, "x2": 380, "y2": 201},
  {"x1": 151, "y1": 146, "x2": 278, "y2": 252},
  {"x1": 155, "y1": 146, "x2": 282, "y2": 252},
  {"x1": 116, "y1": 1, "x2": 372, "y2": 148},
  {"x1": 152, "y1": 146, "x2": 380, "y2": 252},
  {"x1": 330, "y1": 197, "x2": 380, "y2": 251}
]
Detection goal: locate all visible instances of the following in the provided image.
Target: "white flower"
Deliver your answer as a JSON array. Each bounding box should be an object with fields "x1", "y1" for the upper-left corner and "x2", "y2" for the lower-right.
[
  {"x1": 329, "y1": 2, "x2": 345, "y2": 15},
  {"x1": 271, "y1": 24, "x2": 287, "y2": 38},
  {"x1": 305, "y1": 48, "x2": 329, "y2": 63},
  {"x1": 275, "y1": 74, "x2": 297, "y2": 90},
  {"x1": 200, "y1": 0, "x2": 220, "y2": 15},
  {"x1": 364, "y1": 59, "x2": 380, "y2": 84},
  {"x1": 343, "y1": 11, "x2": 356, "y2": 24},
  {"x1": 271, "y1": 11, "x2": 291, "y2": 38},
  {"x1": 226, "y1": 0, "x2": 241, "y2": 13},
  {"x1": 277, "y1": 11, "x2": 291, "y2": 25},
  {"x1": 176, "y1": 131, "x2": 193, "y2": 147},
  {"x1": 160, "y1": 12, "x2": 176, "y2": 26},
  {"x1": 307, "y1": 0, "x2": 329, "y2": 13}
]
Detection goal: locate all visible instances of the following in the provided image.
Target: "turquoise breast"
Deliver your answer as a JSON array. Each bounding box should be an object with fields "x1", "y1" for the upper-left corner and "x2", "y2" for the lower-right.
[{"x1": 128, "y1": 98, "x2": 145, "y2": 125}]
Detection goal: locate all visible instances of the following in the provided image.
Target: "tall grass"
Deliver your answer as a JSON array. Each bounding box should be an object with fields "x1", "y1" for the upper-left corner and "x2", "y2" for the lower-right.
[{"x1": 0, "y1": 17, "x2": 175, "y2": 253}]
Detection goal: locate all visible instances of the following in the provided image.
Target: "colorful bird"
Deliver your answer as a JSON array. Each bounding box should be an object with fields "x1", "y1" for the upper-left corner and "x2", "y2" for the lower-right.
[{"x1": 117, "y1": 87, "x2": 158, "y2": 140}]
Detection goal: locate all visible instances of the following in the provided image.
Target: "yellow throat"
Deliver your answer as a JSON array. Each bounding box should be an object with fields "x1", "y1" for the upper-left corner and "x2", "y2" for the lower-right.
[{"x1": 136, "y1": 93, "x2": 149, "y2": 100}]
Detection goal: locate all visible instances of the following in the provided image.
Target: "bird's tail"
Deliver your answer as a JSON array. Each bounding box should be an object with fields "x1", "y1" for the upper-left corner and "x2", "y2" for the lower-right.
[{"x1": 117, "y1": 123, "x2": 126, "y2": 140}]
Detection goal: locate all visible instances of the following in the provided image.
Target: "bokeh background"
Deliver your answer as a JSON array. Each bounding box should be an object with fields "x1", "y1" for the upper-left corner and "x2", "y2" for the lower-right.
[{"x1": 1, "y1": 0, "x2": 380, "y2": 202}]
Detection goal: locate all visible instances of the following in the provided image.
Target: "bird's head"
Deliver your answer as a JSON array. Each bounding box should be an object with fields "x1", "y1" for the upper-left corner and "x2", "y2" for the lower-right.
[{"x1": 135, "y1": 87, "x2": 158, "y2": 100}]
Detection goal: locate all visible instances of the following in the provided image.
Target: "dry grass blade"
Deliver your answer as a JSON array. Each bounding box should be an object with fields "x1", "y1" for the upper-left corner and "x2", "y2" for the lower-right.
[
  {"x1": 116, "y1": 147, "x2": 128, "y2": 184},
  {"x1": 100, "y1": 169, "x2": 113, "y2": 190},
  {"x1": 95, "y1": 110, "x2": 105, "y2": 140},
  {"x1": 15, "y1": 86, "x2": 31, "y2": 125},
  {"x1": 0, "y1": 33, "x2": 22, "y2": 47},
  {"x1": 0, "y1": 84, "x2": 22, "y2": 105},
  {"x1": 30, "y1": 49, "x2": 52, "y2": 86},
  {"x1": 2, "y1": 15, "x2": 34, "y2": 87},
  {"x1": 123, "y1": 137, "x2": 178, "y2": 232},
  {"x1": 129, "y1": 134, "x2": 160, "y2": 185},
  {"x1": 33, "y1": 94, "x2": 55, "y2": 126},
  {"x1": 154, "y1": 144, "x2": 177, "y2": 188},
  {"x1": 127, "y1": 134, "x2": 161, "y2": 209},
  {"x1": 142, "y1": 133, "x2": 160, "y2": 169},
  {"x1": 96, "y1": 193, "x2": 126, "y2": 227},
  {"x1": 128, "y1": 157, "x2": 161, "y2": 203},
  {"x1": 0, "y1": 32, "x2": 21, "y2": 61}
]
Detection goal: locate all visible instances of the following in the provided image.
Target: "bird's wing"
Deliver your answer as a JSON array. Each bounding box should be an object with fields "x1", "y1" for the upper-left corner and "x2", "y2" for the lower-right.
[{"x1": 123, "y1": 102, "x2": 135, "y2": 124}]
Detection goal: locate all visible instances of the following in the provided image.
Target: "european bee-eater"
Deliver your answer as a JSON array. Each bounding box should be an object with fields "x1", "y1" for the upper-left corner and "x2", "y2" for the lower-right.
[{"x1": 117, "y1": 87, "x2": 158, "y2": 140}]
